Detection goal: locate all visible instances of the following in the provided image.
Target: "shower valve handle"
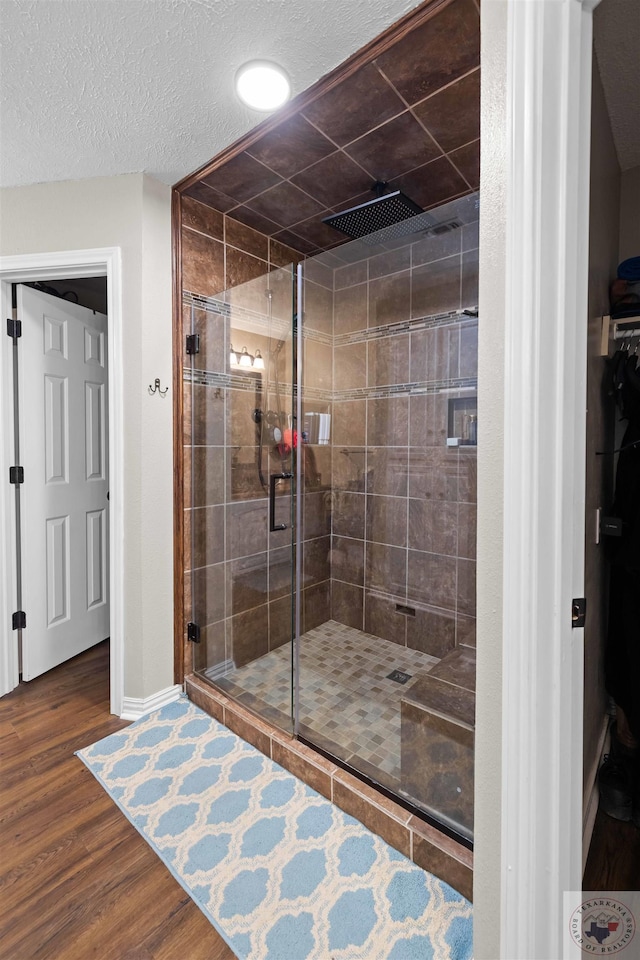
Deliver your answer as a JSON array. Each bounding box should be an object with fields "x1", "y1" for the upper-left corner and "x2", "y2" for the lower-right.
[{"x1": 269, "y1": 473, "x2": 293, "y2": 531}]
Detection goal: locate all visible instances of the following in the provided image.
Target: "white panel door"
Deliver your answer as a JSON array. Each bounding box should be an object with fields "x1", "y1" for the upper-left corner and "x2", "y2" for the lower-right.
[{"x1": 18, "y1": 286, "x2": 109, "y2": 680}]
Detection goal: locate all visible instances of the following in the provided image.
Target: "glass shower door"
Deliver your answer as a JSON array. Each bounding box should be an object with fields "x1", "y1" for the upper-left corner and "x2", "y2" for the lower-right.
[{"x1": 187, "y1": 264, "x2": 296, "y2": 733}]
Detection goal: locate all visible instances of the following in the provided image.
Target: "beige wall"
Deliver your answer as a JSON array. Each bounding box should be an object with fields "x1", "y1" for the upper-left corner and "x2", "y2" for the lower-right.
[
  {"x1": 474, "y1": 1, "x2": 507, "y2": 956},
  {"x1": 0, "y1": 173, "x2": 174, "y2": 702},
  {"x1": 619, "y1": 164, "x2": 640, "y2": 261},
  {"x1": 583, "y1": 58, "x2": 620, "y2": 790}
]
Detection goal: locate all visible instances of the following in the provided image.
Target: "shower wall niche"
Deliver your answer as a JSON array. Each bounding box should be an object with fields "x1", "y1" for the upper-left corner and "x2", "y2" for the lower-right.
[{"x1": 183, "y1": 194, "x2": 479, "y2": 842}]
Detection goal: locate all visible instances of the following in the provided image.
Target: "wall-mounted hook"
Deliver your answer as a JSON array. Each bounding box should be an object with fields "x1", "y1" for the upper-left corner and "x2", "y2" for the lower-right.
[{"x1": 148, "y1": 378, "x2": 169, "y2": 397}]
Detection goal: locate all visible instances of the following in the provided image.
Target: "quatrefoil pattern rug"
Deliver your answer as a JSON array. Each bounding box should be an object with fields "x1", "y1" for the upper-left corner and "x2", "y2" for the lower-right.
[{"x1": 77, "y1": 698, "x2": 472, "y2": 960}]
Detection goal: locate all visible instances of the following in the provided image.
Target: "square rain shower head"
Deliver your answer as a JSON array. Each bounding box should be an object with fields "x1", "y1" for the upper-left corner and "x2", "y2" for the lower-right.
[{"x1": 322, "y1": 190, "x2": 424, "y2": 240}]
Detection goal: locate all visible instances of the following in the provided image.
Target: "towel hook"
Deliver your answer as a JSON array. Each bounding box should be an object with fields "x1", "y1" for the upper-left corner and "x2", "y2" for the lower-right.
[{"x1": 148, "y1": 377, "x2": 169, "y2": 397}]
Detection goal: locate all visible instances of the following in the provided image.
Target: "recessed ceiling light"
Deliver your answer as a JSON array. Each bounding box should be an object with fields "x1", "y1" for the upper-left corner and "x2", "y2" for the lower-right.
[{"x1": 235, "y1": 60, "x2": 291, "y2": 112}]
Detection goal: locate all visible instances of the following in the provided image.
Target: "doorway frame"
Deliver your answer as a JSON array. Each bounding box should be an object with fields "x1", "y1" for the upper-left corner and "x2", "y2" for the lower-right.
[{"x1": 0, "y1": 247, "x2": 124, "y2": 715}]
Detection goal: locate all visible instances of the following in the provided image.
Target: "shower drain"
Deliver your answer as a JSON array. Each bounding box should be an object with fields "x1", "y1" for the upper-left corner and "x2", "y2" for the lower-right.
[{"x1": 386, "y1": 669, "x2": 412, "y2": 685}]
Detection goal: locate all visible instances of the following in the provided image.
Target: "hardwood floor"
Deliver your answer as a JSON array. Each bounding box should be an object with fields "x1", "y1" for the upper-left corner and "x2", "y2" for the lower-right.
[
  {"x1": 584, "y1": 808, "x2": 640, "y2": 891},
  {"x1": 0, "y1": 641, "x2": 234, "y2": 960}
]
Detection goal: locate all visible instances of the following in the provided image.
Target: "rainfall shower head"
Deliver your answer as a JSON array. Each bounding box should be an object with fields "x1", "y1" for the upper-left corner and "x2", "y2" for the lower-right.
[{"x1": 322, "y1": 182, "x2": 423, "y2": 241}]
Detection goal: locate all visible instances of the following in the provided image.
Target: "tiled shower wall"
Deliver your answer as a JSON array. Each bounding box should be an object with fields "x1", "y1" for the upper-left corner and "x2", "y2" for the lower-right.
[
  {"x1": 181, "y1": 197, "x2": 304, "y2": 676},
  {"x1": 326, "y1": 215, "x2": 479, "y2": 658}
]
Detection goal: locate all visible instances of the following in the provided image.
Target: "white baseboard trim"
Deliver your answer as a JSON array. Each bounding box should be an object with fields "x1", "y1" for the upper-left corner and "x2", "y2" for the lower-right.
[
  {"x1": 120, "y1": 683, "x2": 182, "y2": 721},
  {"x1": 583, "y1": 713, "x2": 611, "y2": 876}
]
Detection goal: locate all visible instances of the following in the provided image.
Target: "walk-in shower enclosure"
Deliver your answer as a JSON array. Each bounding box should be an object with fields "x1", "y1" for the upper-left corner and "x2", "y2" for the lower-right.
[{"x1": 185, "y1": 194, "x2": 478, "y2": 842}]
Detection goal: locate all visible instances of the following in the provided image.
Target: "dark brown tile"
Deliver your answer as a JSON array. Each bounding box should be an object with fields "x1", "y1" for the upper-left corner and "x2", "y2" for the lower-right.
[
  {"x1": 407, "y1": 550, "x2": 457, "y2": 610},
  {"x1": 185, "y1": 677, "x2": 227, "y2": 722},
  {"x1": 367, "y1": 332, "x2": 410, "y2": 385},
  {"x1": 225, "y1": 246, "x2": 268, "y2": 290},
  {"x1": 191, "y1": 446, "x2": 224, "y2": 508},
  {"x1": 332, "y1": 399, "x2": 366, "y2": 446},
  {"x1": 302, "y1": 62, "x2": 406, "y2": 147},
  {"x1": 334, "y1": 342, "x2": 366, "y2": 390},
  {"x1": 431, "y1": 646, "x2": 476, "y2": 691},
  {"x1": 413, "y1": 69, "x2": 480, "y2": 153},
  {"x1": 457, "y1": 558, "x2": 476, "y2": 616},
  {"x1": 367, "y1": 495, "x2": 407, "y2": 547},
  {"x1": 408, "y1": 499, "x2": 457, "y2": 555},
  {"x1": 271, "y1": 738, "x2": 334, "y2": 800},
  {"x1": 193, "y1": 620, "x2": 226, "y2": 674},
  {"x1": 227, "y1": 204, "x2": 281, "y2": 238},
  {"x1": 302, "y1": 280, "x2": 333, "y2": 336},
  {"x1": 458, "y1": 450, "x2": 477, "y2": 503},
  {"x1": 246, "y1": 113, "x2": 336, "y2": 178},
  {"x1": 397, "y1": 157, "x2": 469, "y2": 214},
  {"x1": 192, "y1": 305, "x2": 226, "y2": 373},
  {"x1": 225, "y1": 500, "x2": 268, "y2": 560},
  {"x1": 191, "y1": 504, "x2": 224, "y2": 568},
  {"x1": 369, "y1": 273, "x2": 411, "y2": 328},
  {"x1": 368, "y1": 245, "x2": 411, "y2": 281},
  {"x1": 224, "y1": 703, "x2": 273, "y2": 756},
  {"x1": 303, "y1": 339, "x2": 332, "y2": 391},
  {"x1": 182, "y1": 180, "x2": 238, "y2": 213},
  {"x1": 456, "y1": 614, "x2": 476, "y2": 647},
  {"x1": 303, "y1": 581, "x2": 330, "y2": 632},
  {"x1": 229, "y1": 552, "x2": 268, "y2": 614},
  {"x1": 191, "y1": 562, "x2": 226, "y2": 627},
  {"x1": 303, "y1": 490, "x2": 331, "y2": 539},
  {"x1": 181, "y1": 196, "x2": 224, "y2": 239},
  {"x1": 228, "y1": 448, "x2": 267, "y2": 503},
  {"x1": 366, "y1": 447, "x2": 409, "y2": 497},
  {"x1": 345, "y1": 110, "x2": 442, "y2": 181},
  {"x1": 332, "y1": 447, "x2": 366, "y2": 493},
  {"x1": 181, "y1": 228, "x2": 225, "y2": 298},
  {"x1": 367, "y1": 399, "x2": 409, "y2": 447},
  {"x1": 224, "y1": 216, "x2": 269, "y2": 260},
  {"x1": 411, "y1": 225, "x2": 462, "y2": 267},
  {"x1": 270, "y1": 237, "x2": 304, "y2": 269},
  {"x1": 334, "y1": 284, "x2": 367, "y2": 334},
  {"x1": 228, "y1": 386, "x2": 261, "y2": 446},
  {"x1": 304, "y1": 536, "x2": 331, "y2": 585},
  {"x1": 287, "y1": 213, "x2": 346, "y2": 253},
  {"x1": 457, "y1": 502, "x2": 476, "y2": 559},
  {"x1": 406, "y1": 606, "x2": 455, "y2": 658},
  {"x1": 461, "y1": 247, "x2": 479, "y2": 309},
  {"x1": 330, "y1": 536, "x2": 364, "y2": 586},
  {"x1": 246, "y1": 181, "x2": 325, "y2": 229},
  {"x1": 459, "y1": 322, "x2": 478, "y2": 379},
  {"x1": 229, "y1": 604, "x2": 269, "y2": 668},
  {"x1": 201, "y1": 152, "x2": 283, "y2": 204},
  {"x1": 449, "y1": 139, "x2": 480, "y2": 189},
  {"x1": 269, "y1": 545, "x2": 292, "y2": 601},
  {"x1": 410, "y1": 325, "x2": 460, "y2": 384},
  {"x1": 411, "y1": 823, "x2": 473, "y2": 900},
  {"x1": 269, "y1": 596, "x2": 293, "y2": 651},
  {"x1": 332, "y1": 491, "x2": 365, "y2": 539},
  {"x1": 331, "y1": 581, "x2": 364, "y2": 630},
  {"x1": 185, "y1": 382, "x2": 225, "y2": 446},
  {"x1": 411, "y1": 254, "x2": 462, "y2": 319},
  {"x1": 332, "y1": 771, "x2": 411, "y2": 856},
  {"x1": 271, "y1": 229, "x2": 317, "y2": 256},
  {"x1": 462, "y1": 218, "x2": 479, "y2": 253},
  {"x1": 364, "y1": 592, "x2": 407, "y2": 646},
  {"x1": 292, "y1": 151, "x2": 371, "y2": 209},
  {"x1": 375, "y1": 0, "x2": 480, "y2": 105},
  {"x1": 301, "y1": 256, "x2": 334, "y2": 289},
  {"x1": 334, "y1": 259, "x2": 368, "y2": 289},
  {"x1": 366, "y1": 542, "x2": 407, "y2": 597}
]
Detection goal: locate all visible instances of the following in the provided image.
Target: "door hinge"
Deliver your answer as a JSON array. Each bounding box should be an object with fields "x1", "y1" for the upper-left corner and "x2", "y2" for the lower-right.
[
  {"x1": 6, "y1": 318, "x2": 22, "y2": 339},
  {"x1": 186, "y1": 334, "x2": 200, "y2": 355},
  {"x1": 187, "y1": 621, "x2": 201, "y2": 643},
  {"x1": 12, "y1": 610, "x2": 26, "y2": 630},
  {"x1": 9, "y1": 466, "x2": 24, "y2": 485},
  {"x1": 571, "y1": 598, "x2": 586, "y2": 629}
]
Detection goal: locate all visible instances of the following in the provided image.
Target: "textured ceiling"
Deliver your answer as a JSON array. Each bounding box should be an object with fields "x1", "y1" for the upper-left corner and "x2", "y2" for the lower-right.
[
  {"x1": 594, "y1": 0, "x2": 640, "y2": 172},
  {"x1": 0, "y1": 0, "x2": 422, "y2": 189}
]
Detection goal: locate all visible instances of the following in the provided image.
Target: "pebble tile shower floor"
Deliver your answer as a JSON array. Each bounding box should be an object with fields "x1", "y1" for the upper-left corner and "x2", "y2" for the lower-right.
[{"x1": 210, "y1": 621, "x2": 439, "y2": 784}]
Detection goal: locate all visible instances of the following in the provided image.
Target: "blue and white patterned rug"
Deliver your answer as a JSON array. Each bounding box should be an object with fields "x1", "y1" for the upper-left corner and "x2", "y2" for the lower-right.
[{"x1": 77, "y1": 698, "x2": 472, "y2": 960}]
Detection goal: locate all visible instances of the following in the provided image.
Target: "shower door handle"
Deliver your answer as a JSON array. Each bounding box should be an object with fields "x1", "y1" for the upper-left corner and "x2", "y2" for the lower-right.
[{"x1": 269, "y1": 472, "x2": 293, "y2": 531}]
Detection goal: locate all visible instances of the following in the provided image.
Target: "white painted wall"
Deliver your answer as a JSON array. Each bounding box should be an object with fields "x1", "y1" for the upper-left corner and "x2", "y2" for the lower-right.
[
  {"x1": 0, "y1": 174, "x2": 173, "y2": 702},
  {"x1": 619, "y1": 164, "x2": 640, "y2": 260}
]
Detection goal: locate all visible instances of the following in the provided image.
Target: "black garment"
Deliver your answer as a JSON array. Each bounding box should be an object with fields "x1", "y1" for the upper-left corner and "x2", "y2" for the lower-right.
[{"x1": 605, "y1": 360, "x2": 640, "y2": 741}]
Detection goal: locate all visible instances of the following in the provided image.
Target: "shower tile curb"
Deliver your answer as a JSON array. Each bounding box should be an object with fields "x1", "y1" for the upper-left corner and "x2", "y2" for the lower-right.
[{"x1": 184, "y1": 672, "x2": 473, "y2": 901}]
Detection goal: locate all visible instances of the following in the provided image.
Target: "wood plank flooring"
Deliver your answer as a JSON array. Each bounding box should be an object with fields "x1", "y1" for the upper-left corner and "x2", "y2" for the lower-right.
[
  {"x1": 0, "y1": 642, "x2": 234, "y2": 960},
  {"x1": 584, "y1": 808, "x2": 640, "y2": 891}
]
